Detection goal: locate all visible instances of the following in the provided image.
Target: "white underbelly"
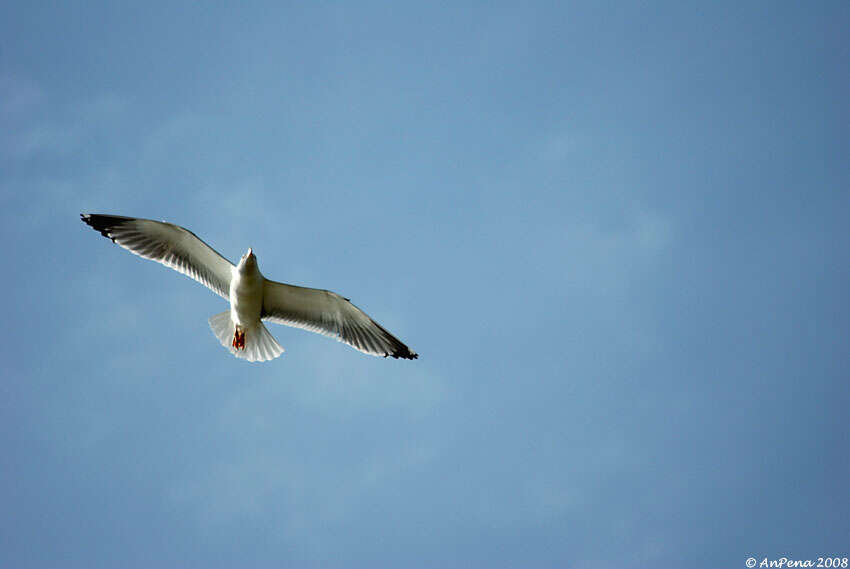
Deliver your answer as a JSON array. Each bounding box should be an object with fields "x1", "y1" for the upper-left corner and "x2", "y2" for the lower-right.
[{"x1": 229, "y1": 274, "x2": 263, "y2": 327}]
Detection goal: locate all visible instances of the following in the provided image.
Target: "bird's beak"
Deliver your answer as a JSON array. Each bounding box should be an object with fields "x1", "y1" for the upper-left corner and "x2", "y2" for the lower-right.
[{"x1": 247, "y1": 247, "x2": 253, "y2": 257}]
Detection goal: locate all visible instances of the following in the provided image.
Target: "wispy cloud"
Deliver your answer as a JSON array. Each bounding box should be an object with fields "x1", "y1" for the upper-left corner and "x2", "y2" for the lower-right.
[
  {"x1": 0, "y1": 75, "x2": 127, "y2": 160},
  {"x1": 539, "y1": 131, "x2": 581, "y2": 162},
  {"x1": 166, "y1": 336, "x2": 445, "y2": 536},
  {"x1": 0, "y1": 75, "x2": 43, "y2": 116},
  {"x1": 3, "y1": 123, "x2": 77, "y2": 158}
]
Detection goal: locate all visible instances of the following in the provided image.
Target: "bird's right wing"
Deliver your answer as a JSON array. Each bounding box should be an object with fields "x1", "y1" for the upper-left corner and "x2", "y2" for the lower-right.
[
  {"x1": 81, "y1": 213, "x2": 234, "y2": 299},
  {"x1": 261, "y1": 280, "x2": 418, "y2": 359}
]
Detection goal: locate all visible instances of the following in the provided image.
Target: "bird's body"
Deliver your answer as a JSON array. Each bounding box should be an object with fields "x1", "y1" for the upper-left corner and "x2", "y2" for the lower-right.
[
  {"x1": 230, "y1": 249, "x2": 263, "y2": 330},
  {"x1": 224, "y1": 248, "x2": 263, "y2": 352},
  {"x1": 81, "y1": 213, "x2": 418, "y2": 363}
]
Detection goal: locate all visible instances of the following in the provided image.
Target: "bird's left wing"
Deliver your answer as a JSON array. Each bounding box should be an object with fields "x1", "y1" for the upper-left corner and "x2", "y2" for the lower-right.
[
  {"x1": 81, "y1": 213, "x2": 234, "y2": 299},
  {"x1": 261, "y1": 280, "x2": 418, "y2": 359}
]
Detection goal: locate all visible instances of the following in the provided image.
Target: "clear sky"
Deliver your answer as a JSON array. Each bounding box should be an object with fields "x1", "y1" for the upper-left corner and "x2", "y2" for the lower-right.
[{"x1": 1, "y1": 2, "x2": 848, "y2": 568}]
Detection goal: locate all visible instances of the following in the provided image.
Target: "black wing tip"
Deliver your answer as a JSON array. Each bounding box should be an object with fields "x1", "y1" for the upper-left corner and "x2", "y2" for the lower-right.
[
  {"x1": 366, "y1": 318, "x2": 418, "y2": 360},
  {"x1": 80, "y1": 213, "x2": 130, "y2": 241},
  {"x1": 388, "y1": 346, "x2": 419, "y2": 360}
]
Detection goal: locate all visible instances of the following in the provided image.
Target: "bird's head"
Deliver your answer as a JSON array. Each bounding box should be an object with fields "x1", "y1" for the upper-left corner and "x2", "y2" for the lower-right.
[{"x1": 237, "y1": 247, "x2": 257, "y2": 272}]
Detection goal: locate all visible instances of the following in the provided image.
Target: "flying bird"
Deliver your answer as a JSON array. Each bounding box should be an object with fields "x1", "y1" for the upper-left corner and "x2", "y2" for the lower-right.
[{"x1": 81, "y1": 214, "x2": 418, "y2": 363}]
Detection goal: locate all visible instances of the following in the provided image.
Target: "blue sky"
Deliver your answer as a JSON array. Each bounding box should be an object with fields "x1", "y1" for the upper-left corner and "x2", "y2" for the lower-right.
[{"x1": 1, "y1": 2, "x2": 848, "y2": 567}]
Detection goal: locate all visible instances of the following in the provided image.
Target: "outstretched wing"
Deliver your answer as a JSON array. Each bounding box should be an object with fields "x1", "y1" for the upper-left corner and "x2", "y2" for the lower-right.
[
  {"x1": 81, "y1": 213, "x2": 234, "y2": 299},
  {"x1": 261, "y1": 280, "x2": 418, "y2": 359}
]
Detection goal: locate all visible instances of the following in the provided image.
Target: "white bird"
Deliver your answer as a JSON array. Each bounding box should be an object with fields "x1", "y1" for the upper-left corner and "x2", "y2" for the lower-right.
[{"x1": 81, "y1": 214, "x2": 418, "y2": 362}]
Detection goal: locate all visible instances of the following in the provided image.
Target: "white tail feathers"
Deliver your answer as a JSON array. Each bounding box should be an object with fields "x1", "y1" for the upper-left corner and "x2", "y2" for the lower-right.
[{"x1": 208, "y1": 310, "x2": 284, "y2": 363}]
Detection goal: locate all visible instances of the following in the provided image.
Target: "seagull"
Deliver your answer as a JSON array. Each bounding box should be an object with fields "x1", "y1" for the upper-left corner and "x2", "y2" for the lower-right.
[{"x1": 81, "y1": 213, "x2": 418, "y2": 363}]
